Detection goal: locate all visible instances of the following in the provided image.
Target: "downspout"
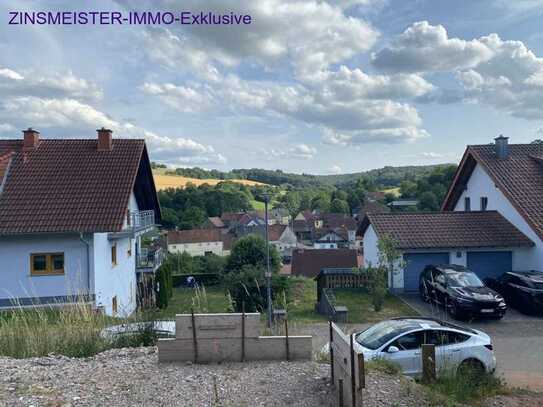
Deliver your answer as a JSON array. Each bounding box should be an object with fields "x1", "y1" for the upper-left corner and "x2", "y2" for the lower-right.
[{"x1": 79, "y1": 233, "x2": 92, "y2": 300}]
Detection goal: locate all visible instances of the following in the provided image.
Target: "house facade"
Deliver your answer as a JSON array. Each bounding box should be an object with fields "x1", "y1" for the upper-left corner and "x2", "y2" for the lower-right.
[
  {"x1": 167, "y1": 229, "x2": 232, "y2": 256},
  {"x1": 0, "y1": 128, "x2": 162, "y2": 316},
  {"x1": 362, "y1": 136, "x2": 539, "y2": 292}
]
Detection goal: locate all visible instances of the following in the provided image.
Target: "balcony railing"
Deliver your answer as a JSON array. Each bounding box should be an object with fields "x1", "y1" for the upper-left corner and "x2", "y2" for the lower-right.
[
  {"x1": 136, "y1": 247, "x2": 164, "y2": 272},
  {"x1": 128, "y1": 210, "x2": 156, "y2": 231}
]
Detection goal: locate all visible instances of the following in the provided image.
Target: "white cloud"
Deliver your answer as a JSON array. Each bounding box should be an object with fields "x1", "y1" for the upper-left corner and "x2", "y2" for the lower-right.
[
  {"x1": 373, "y1": 22, "x2": 543, "y2": 120},
  {"x1": 133, "y1": 0, "x2": 379, "y2": 81},
  {"x1": 371, "y1": 21, "x2": 494, "y2": 73},
  {"x1": 323, "y1": 126, "x2": 429, "y2": 145},
  {"x1": 258, "y1": 143, "x2": 317, "y2": 160},
  {"x1": 0, "y1": 123, "x2": 15, "y2": 134},
  {"x1": 0, "y1": 66, "x2": 102, "y2": 100},
  {"x1": 140, "y1": 82, "x2": 214, "y2": 113},
  {"x1": 0, "y1": 96, "x2": 226, "y2": 165},
  {"x1": 329, "y1": 165, "x2": 343, "y2": 174}
]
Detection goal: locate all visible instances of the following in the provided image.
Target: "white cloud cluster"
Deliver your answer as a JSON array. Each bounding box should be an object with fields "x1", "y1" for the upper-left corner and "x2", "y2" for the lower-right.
[
  {"x1": 135, "y1": 0, "x2": 379, "y2": 82},
  {"x1": 258, "y1": 143, "x2": 317, "y2": 160},
  {"x1": 0, "y1": 66, "x2": 225, "y2": 165},
  {"x1": 0, "y1": 67, "x2": 102, "y2": 100},
  {"x1": 373, "y1": 21, "x2": 543, "y2": 119}
]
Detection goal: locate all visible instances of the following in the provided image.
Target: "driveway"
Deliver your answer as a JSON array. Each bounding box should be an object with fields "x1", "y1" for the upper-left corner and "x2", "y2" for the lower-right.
[{"x1": 399, "y1": 293, "x2": 543, "y2": 390}]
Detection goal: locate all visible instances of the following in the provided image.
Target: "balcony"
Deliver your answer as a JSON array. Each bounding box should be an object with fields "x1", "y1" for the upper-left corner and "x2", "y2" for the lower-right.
[
  {"x1": 108, "y1": 210, "x2": 157, "y2": 240},
  {"x1": 136, "y1": 247, "x2": 164, "y2": 273}
]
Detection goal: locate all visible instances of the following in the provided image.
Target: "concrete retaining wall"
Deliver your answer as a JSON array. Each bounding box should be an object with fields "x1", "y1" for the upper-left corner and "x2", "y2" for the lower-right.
[{"x1": 158, "y1": 312, "x2": 312, "y2": 363}]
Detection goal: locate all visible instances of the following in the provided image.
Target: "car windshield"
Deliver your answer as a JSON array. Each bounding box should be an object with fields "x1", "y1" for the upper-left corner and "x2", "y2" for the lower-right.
[
  {"x1": 447, "y1": 271, "x2": 484, "y2": 288},
  {"x1": 355, "y1": 320, "x2": 417, "y2": 350}
]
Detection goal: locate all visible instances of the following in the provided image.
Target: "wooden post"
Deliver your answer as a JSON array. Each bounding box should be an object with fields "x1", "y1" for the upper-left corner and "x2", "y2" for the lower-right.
[
  {"x1": 284, "y1": 318, "x2": 290, "y2": 361},
  {"x1": 422, "y1": 344, "x2": 436, "y2": 383},
  {"x1": 350, "y1": 334, "x2": 356, "y2": 407},
  {"x1": 338, "y1": 378, "x2": 344, "y2": 407},
  {"x1": 329, "y1": 320, "x2": 335, "y2": 384},
  {"x1": 241, "y1": 302, "x2": 246, "y2": 362},
  {"x1": 357, "y1": 352, "x2": 365, "y2": 389},
  {"x1": 191, "y1": 308, "x2": 198, "y2": 363}
]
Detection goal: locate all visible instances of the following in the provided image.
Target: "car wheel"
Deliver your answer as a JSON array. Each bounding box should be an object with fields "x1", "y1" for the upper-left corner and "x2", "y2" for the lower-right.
[{"x1": 457, "y1": 359, "x2": 485, "y2": 377}]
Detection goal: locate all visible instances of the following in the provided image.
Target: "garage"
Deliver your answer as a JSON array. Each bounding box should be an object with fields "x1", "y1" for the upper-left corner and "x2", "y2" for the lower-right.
[
  {"x1": 403, "y1": 252, "x2": 449, "y2": 292},
  {"x1": 467, "y1": 251, "x2": 512, "y2": 281}
]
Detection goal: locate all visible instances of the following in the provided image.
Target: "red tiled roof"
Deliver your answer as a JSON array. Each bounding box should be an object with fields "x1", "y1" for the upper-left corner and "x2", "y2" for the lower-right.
[
  {"x1": 321, "y1": 213, "x2": 357, "y2": 230},
  {"x1": 0, "y1": 138, "x2": 158, "y2": 234},
  {"x1": 207, "y1": 217, "x2": 225, "y2": 228},
  {"x1": 442, "y1": 143, "x2": 543, "y2": 240},
  {"x1": 238, "y1": 224, "x2": 288, "y2": 241},
  {"x1": 167, "y1": 229, "x2": 222, "y2": 244},
  {"x1": 291, "y1": 248, "x2": 358, "y2": 278},
  {"x1": 361, "y1": 211, "x2": 533, "y2": 250}
]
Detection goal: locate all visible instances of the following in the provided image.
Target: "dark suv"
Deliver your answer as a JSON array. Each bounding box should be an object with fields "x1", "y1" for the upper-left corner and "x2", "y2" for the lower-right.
[
  {"x1": 485, "y1": 271, "x2": 543, "y2": 315},
  {"x1": 419, "y1": 264, "x2": 507, "y2": 320}
]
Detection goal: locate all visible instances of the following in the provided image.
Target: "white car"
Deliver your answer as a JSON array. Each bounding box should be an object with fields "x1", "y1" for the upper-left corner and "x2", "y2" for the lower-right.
[{"x1": 351, "y1": 318, "x2": 496, "y2": 377}]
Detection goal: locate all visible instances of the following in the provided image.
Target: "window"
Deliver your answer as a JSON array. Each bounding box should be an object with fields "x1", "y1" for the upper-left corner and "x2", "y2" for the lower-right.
[
  {"x1": 480, "y1": 197, "x2": 488, "y2": 211},
  {"x1": 426, "y1": 330, "x2": 469, "y2": 346},
  {"x1": 112, "y1": 296, "x2": 118, "y2": 315},
  {"x1": 389, "y1": 331, "x2": 424, "y2": 351},
  {"x1": 127, "y1": 238, "x2": 132, "y2": 257},
  {"x1": 464, "y1": 197, "x2": 471, "y2": 211},
  {"x1": 435, "y1": 272, "x2": 446, "y2": 286},
  {"x1": 30, "y1": 253, "x2": 65, "y2": 275},
  {"x1": 111, "y1": 244, "x2": 117, "y2": 266}
]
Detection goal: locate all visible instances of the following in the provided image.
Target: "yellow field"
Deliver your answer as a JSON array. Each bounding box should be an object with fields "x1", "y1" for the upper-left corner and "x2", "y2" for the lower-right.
[{"x1": 153, "y1": 173, "x2": 266, "y2": 190}]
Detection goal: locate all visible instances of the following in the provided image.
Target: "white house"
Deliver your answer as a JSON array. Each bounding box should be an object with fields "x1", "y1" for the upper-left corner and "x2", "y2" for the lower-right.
[
  {"x1": 167, "y1": 229, "x2": 231, "y2": 256},
  {"x1": 0, "y1": 128, "x2": 162, "y2": 316},
  {"x1": 238, "y1": 224, "x2": 298, "y2": 256},
  {"x1": 362, "y1": 136, "x2": 538, "y2": 292}
]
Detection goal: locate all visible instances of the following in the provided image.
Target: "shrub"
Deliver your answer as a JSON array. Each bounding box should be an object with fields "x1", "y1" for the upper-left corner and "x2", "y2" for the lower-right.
[
  {"x1": 225, "y1": 235, "x2": 281, "y2": 274},
  {"x1": 156, "y1": 263, "x2": 173, "y2": 309},
  {"x1": 366, "y1": 265, "x2": 388, "y2": 312},
  {"x1": 223, "y1": 265, "x2": 290, "y2": 312}
]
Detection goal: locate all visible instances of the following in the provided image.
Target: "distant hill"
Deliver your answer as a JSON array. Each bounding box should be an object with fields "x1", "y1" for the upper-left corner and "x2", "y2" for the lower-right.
[{"x1": 152, "y1": 163, "x2": 454, "y2": 189}]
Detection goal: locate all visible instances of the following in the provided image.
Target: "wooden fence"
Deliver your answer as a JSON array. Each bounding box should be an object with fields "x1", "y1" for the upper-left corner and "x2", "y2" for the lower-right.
[{"x1": 329, "y1": 321, "x2": 365, "y2": 407}]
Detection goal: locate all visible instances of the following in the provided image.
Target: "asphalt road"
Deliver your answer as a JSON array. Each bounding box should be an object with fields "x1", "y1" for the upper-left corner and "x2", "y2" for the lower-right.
[{"x1": 399, "y1": 294, "x2": 543, "y2": 390}]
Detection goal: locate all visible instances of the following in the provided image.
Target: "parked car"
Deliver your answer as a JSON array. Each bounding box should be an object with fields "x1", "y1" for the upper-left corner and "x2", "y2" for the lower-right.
[
  {"x1": 419, "y1": 264, "x2": 507, "y2": 320},
  {"x1": 351, "y1": 318, "x2": 496, "y2": 377},
  {"x1": 485, "y1": 271, "x2": 543, "y2": 315}
]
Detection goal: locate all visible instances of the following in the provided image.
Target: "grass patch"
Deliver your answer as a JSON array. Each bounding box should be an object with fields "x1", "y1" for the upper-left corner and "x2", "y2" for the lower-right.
[
  {"x1": 365, "y1": 358, "x2": 403, "y2": 375},
  {"x1": 284, "y1": 277, "x2": 327, "y2": 323},
  {"x1": 424, "y1": 368, "x2": 508, "y2": 405},
  {"x1": 333, "y1": 288, "x2": 415, "y2": 324},
  {"x1": 154, "y1": 285, "x2": 231, "y2": 319},
  {"x1": 250, "y1": 199, "x2": 266, "y2": 211},
  {"x1": 0, "y1": 303, "x2": 157, "y2": 359}
]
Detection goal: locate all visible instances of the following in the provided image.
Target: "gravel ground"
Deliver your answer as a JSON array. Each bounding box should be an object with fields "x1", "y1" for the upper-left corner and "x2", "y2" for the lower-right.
[{"x1": 0, "y1": 347, "x2": 432, "y2": 407}]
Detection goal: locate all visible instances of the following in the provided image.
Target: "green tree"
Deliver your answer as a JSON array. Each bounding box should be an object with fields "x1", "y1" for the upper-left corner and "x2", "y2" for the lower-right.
[
  {"x1": 330, "y1": 198, "x2": 350, "y2": 214},
  {"x1": 418, "y1": 191, "x2": 439, "y2": 211},
  {"x1": 225, "y1": 235, "x2": 281, "y2": 274},
  {"x1": 160, "y1": 208, "x2": 179, "y2": 229}
]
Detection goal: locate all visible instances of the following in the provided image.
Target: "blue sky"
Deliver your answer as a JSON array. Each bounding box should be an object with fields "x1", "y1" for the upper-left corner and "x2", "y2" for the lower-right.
[{"x1": 2, "y1": 0, "x2": 543, "y2": 174}]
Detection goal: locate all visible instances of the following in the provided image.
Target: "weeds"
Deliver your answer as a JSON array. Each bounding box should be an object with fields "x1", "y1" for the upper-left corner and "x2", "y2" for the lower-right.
[
  {"x1": 425, "y1": 367, "x2": 508, "y2": 404},
  {"x1": 0, "y1": 300, "x2": 157, "y2": 359},
  {"x1": 365, "y1": 358, "x2": 403, "y2": 375}
]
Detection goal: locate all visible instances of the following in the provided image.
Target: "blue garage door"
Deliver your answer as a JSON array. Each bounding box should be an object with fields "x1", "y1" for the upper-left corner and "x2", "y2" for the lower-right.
[
  {"x1": 403, "y1": 252, "x2": 449, "y2": 292},
  {"x1": 467, "y1": 251, "x2": 512, "y2": 281}
]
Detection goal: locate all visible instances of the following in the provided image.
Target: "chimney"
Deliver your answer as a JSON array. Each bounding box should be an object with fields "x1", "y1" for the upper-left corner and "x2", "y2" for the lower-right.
[
  {"x1": 97, "y1": 127, "x2": 112, "y2": 151},
  {"x1": 23, "y1": 128, "x2": 40, "y2": 150},
  {"x1": 494, "y1": 135, "x2": 509, "y2": 159}
]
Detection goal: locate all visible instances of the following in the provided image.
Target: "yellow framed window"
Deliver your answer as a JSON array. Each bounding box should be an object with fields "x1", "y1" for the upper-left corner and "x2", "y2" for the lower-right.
[{"x1": 30, "y1": 253, "x2": 65, "y2": 275}]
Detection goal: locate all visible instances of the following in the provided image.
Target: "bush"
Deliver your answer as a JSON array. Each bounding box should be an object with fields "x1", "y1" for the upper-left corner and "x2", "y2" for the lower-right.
[
  {"x1": 365, "y1": 265, "x2": 387, "y2": 311},
  {"x1": 224, "y1": 265, "x2": 290, "y2": 312},
  {"x1": 156, "y1": 263, "x2": 173, "y2": 309},
  {"x1": 225, "y1": 235, "x2": 281, "y2": 274}
]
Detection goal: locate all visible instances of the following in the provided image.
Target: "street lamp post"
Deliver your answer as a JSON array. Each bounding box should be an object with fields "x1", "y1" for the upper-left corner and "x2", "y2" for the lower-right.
[{"x1": 262, "y1": 192, "x2": 273, "y2": 329}]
